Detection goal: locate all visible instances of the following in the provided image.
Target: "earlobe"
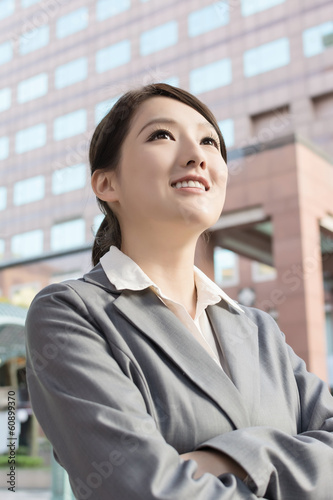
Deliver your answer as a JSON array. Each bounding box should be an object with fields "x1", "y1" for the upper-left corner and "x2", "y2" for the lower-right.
[{"x1": 91, "y1": 169, "x2": 119, "y2": 203}]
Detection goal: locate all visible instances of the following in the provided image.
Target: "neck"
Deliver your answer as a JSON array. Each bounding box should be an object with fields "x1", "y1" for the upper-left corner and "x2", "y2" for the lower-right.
[{"x1": 121, "y1": 229, "x2": 200, "y2": 318}]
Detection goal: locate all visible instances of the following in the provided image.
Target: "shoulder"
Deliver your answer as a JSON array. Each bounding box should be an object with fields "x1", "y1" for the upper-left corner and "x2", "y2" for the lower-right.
[
  {"x1": 241, "y1": 305, "x2": 282, "y2": 332},
  {"x1": 26, "y1": 264, "x2": 120, "y2": 326},
  {"x1": 33, "y1": 263, "x2": 118, "y2": 299},
  {"x1": 236, "y1": 304, "x2": 287, "y2": 353}
]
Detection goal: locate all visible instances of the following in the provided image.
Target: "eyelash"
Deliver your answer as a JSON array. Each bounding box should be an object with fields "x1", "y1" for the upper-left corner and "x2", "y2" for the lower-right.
[
  {"x1": 147, "y1": 128, "x2": 174, "y2": 141},
  {"x1": 202, "y1": 135, "x2": 220, "y2": 149},
  {"x1": 147, "y1": 129, "x2": 220, "y2": 150}
]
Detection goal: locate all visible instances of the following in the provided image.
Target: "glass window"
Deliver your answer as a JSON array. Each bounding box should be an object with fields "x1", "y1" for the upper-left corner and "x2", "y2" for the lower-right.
[
  {"x1": 241, "y1": 0, "x2": 285, "y2": 16},
  {"x1": 17, "y1": 72, "x2": 48, "y2": 103},
  {"x1": 0, "y1": 136, "x2": 9, "y2": 160},
  {"x1": 0, "y1": 41, "x2": 13, "y2": 66},
  {"x1": 326, "y1": 310, "x2": 333, "y2": 388},
  {"x1": 214, "y1": 247, "x2": 239, "y2": 287},
  {"x1": 188, "y1": 3, "x2": 229, "y2": 38},
  {"x1": 11, "y1": 229, "x2": 44, "y2": 258},
  {"x1": 55, "y1": 57, "x2": 88, "y2": 89},
  {"x1": 0, "y1": 238, "x2": 4, "y2": 259},
  {"x1": 190, "y1": 58, "x2": 232, "y2": 95},
  {"x1": 21, "y1": 0, "x2": 41, "y2": 7},
  {"x1": 52, "y1": 163, "x2": 86, "y2": 195},
  {"x1": 162, "y1": 76, "x2": 179, "y2": 87},
  {"x1": 10, "y1": 282, "x2": 40, "y2": 308},
  {"x1": 93, "y1": 214, "x2": 105, "y2": 235},
  {"x1": 96, "y1": 40, "x2": 131, "y2": 73},
  {"x1": 251, "y1": 261, "x2": 277, "y2": 282},
  {"x1": 19, "y1": 25, "x2": 49, "y2": 55},
  {"x1": 243, "y1": 37, "x2": 290, "y2": 77},
  {"x1": 96, "y1": 0, "x2": 130, "y2": 21},
  {"x1": 140, "y1": 21, "x2": 178, "y2": 56},
  {"x1": 303, "y1": 22, "x2": 333, "y2": 58},
  {"x1": 13, "y1": 175, "x2": 45, "y2": 206},
  {"x1": 0, "y1": 0, "x2": 15, "y2": 20},
  {"x1": 53, "y1": 109, "x2": 87, "y2": 141},
  {"x1": 218, "y1": 119, "x2": 234, "y2": 148},
  {"x1": 56, "y1": 7, "x2": 89, "y2": 39},
  {"x1": 51, "y1": 219, "x2": 85, "y2": 251},
  {"x1": 94, "y1": 95, "x2": 120, "y2": 124},
  {"x1": 0, "y1": 87, "x2": 11, "y2": 112},
  {"x1": 15, "y1": 123, "x2": 47, "y2": 154},
  {"x1": 0, "y1": 186, "x2": 7, "y2": 211}
]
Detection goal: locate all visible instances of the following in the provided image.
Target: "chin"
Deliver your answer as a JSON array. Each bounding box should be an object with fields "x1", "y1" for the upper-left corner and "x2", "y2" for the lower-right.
[
  {"x1": 175, "y1": 198, "x2": 223, "y2": 229},
  {"x1": 178, "y1": 210, "x2": 219, "y2": 230}
]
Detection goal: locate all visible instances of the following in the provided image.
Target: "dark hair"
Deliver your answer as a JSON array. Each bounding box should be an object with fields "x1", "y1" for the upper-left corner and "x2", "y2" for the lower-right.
[{"x1": 90, "y1": 83, "x2": 227, "y2": 266}]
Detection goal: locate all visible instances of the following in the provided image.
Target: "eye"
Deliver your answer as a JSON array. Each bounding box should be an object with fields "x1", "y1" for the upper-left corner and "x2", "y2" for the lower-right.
[
  {"x1": 201, "y1": 136, "x2": 220, "y2": 149},
  {"x1": 147, "y1": 129, "x2": 174, "y2": 141}
]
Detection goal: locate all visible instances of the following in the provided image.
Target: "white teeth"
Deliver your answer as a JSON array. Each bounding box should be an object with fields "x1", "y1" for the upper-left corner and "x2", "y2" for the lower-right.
[{"x1": 173, "y1": 180, "x2": 206, "y2": 190}]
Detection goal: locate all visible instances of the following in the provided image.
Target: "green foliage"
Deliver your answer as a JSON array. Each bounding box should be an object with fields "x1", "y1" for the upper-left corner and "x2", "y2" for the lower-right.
[
  {"x1": 16, "y1": 446, "x2": 29, "y2": 456},
  {"x1": 0, "y1": 454, "x2": 43, "y2": 468}
]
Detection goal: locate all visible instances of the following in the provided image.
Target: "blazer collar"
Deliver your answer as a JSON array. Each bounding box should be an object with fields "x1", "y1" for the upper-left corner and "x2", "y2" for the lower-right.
[
  {"x1": 83, "y1": 264, "x2": 260, "y2": 429},
  {"x1": 83, "y1": 263, "x2": 121, "y2": 294}
]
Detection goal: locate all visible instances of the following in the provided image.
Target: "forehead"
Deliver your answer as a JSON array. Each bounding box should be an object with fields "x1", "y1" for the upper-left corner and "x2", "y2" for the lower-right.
[{"x1": 130, "y1": 96, "x2": 211, "y2": 131}]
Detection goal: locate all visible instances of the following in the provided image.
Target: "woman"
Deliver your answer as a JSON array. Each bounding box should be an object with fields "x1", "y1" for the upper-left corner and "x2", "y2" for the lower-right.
[{"x1": 26, "y1": 84, "x2": 333, "y2": 499}]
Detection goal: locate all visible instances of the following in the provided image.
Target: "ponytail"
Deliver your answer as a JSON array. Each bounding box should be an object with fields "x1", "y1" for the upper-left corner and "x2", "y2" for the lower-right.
[{"x1": 92, "y1": 204, "x2": 121, "y2": 267}]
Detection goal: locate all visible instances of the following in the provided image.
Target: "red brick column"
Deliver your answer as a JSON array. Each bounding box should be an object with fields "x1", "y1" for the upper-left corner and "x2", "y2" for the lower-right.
[{"x1": 270, "y1": 143, "x2": 328, "y2": 380}]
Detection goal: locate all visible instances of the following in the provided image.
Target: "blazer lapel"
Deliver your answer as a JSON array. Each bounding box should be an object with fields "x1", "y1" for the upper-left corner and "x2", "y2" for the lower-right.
[
  {"x1": 113, "y1": 288, "x2": 252, "y2": 429},
  {"x1": 207, "y1": 302, "x2": 260, "y2": 423},
  {"x1": 83, "y1": 265, "x2": 260, "y2": 428}
]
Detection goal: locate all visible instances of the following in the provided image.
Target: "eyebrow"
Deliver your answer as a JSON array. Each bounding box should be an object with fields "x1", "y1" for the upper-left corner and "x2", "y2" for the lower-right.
[{"x1": 137, "y1": 118, "x2": 217, "y2": 137}]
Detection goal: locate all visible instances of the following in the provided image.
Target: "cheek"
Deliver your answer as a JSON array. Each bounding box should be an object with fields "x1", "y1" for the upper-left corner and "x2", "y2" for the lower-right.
[
  {"x1": 213, "y1": 161, "x2": 228, "y2": 187},
  {"x1": 135, "y1": 151, "x2": 168, "y2": 180}
]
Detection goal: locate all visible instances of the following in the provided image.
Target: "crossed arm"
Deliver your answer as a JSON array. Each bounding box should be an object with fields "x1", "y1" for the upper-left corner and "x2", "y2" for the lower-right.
[
  {"x1": 181, "y1": 450, "x2": 247, "y2": 481},
  {"x1": 25, "y1": 282, "x2": 333, "y2": 499}
]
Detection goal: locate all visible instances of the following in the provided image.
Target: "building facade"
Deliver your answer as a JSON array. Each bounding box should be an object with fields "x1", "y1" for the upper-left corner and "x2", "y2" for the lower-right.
[{"x1": 0, "y1": 0, "x2": 332, "y2": 382}]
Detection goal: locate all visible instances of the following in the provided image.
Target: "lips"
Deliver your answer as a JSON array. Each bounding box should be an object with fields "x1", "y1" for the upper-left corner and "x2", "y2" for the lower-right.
[{"x1": 171, "y1": 176, "x2": 209, "y2": 191}]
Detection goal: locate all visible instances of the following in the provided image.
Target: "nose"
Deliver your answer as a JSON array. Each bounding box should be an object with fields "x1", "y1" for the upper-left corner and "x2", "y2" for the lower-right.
[
  {"x1": 186, "y1": 157, "x2": 207, "y2": 169},
  {"x1": 181, "y1": 139, "x2": 207, "y2": 170}
]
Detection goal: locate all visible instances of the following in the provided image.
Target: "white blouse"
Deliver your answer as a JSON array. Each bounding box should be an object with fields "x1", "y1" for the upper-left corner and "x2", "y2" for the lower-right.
[{"x1": 100, "y1": 246, "x2": 244, "y2": 372}]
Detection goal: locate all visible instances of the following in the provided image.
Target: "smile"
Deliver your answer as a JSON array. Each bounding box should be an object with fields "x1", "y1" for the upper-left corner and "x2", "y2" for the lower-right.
[{"x1": 171, "y1": 180, "x2": 206, "y2": 191}]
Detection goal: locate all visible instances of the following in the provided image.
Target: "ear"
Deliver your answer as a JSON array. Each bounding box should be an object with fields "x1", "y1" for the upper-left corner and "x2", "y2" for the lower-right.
[{"x1": 91, "y1": 169, "x2": 119, "y2": 203}]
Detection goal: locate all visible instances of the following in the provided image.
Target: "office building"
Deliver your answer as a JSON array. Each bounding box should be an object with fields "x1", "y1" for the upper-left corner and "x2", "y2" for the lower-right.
[{"x1": 0, "y1": 0, "x2": 332, "y2": 383}]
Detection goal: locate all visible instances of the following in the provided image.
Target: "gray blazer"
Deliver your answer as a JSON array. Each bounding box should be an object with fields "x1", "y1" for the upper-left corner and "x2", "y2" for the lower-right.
[{"x1": 25, "y1": 264, "x2": 333, "y2": 500}]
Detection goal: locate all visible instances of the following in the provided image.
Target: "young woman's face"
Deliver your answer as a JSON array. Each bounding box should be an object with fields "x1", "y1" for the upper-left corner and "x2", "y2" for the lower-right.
[{"x1": 110, "y1": 96, "x2": 228, "y2": 236}]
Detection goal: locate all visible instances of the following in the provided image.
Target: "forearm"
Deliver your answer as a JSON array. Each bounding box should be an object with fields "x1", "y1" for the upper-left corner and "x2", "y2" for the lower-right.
[
  {"x1": 199, "y1": 426, "x2": 333, "y2": 499},
  {"x1": 180, "y1": 449, "x2": 247, "y2": 481}
]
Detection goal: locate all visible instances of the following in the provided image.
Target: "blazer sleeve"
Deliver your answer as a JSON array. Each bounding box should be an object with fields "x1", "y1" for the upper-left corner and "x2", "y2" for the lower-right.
[
  {"x1": 198, "y1": 314, "x2": 333, "y2": 500},
  {"x1": 25, "y1": 282, "x2": 258, "y2": 500}
]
